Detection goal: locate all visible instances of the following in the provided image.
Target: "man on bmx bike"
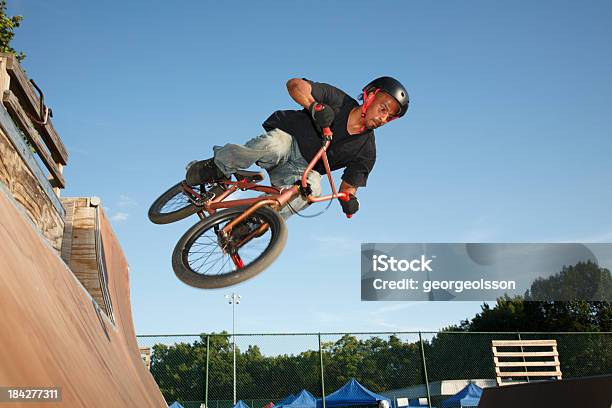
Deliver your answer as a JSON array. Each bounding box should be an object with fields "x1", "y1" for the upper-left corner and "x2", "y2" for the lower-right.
[
  {"x1": 150, "y1": 76, "x2": 409, "y2": 289},
  {"x1": 185, "y1": 76, "x2": 409, "y2": 219}
]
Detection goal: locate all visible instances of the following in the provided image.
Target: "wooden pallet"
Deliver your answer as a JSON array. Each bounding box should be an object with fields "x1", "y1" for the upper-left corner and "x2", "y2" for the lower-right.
[{"x1": 492, "y1": 339, "x2": 562, "y2": 386}]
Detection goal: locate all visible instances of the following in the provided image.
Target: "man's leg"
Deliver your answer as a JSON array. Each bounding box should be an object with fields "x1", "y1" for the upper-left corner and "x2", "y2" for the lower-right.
[
  {"x1": 213, "y1": 128, "x2": 293, "y2": 176},
  {"x1": 186, "y1": 128, "x2": 293, "y2": 185}
]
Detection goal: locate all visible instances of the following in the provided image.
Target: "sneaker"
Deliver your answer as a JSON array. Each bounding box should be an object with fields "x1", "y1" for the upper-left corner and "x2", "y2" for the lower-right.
[{"x1": 185, "y1": 158, "x2": 226, "y2": 186}]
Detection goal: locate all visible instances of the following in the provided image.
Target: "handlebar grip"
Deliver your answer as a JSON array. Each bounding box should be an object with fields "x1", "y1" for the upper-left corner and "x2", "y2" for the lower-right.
[
  {"x1": 339, "y1": 193, "x2": 353, "y2": 218},
  {"x1": 314, "y1": 105, "x2": 333, "y2": 138}
]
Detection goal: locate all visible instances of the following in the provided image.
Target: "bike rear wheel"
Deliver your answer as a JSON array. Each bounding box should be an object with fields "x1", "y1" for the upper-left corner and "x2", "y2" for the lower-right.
[
  {"x1": 148, "y1": 181, "x2": 200, "y2": 224},
  {"x1": 172, "y1": 206, "x2": 287, "y2": 289}
]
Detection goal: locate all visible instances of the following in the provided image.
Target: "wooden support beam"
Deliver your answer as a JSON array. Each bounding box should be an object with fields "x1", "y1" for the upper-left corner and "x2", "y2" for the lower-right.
[
  {"x1": 493, "y1": 351, "x2": 559, "y2": 357},
  {"x1": 1, "y1": 53, "x2": 68, "y2": 165},
  {"x1": 492, "y1": 340, "x2": 558, "y2": 347},
  {"x1": 496, "y1": 361, "x2": 559, "y2": 367},
  {"x1": 497, "y1": 371, "x2": 563, "y2": 377},
  {"x1": 3, "y1": 90, "x2": 65, "y2": 189},
  {"x1": 0, "y1": 57, "x2": 10, "y2": 94}
]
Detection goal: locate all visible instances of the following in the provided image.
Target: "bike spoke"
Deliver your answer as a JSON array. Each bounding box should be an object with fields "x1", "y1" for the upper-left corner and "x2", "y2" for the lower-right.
[
  {"x1": 196, "y1": 253, "x2": 228, "y2": 275},
  {"x1": 185, "y1": 214, "x2": 274, "y2": 276},
  {"x1": 160, "y1": 187, "x2": 201, "y2": 214},
  {"x1": 188, "y1": 247, "x2": 217, "y2": 268}
]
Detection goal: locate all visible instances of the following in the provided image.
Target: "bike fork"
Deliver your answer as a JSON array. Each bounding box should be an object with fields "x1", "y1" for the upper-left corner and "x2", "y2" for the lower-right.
[{"x1": 230, "y1": 253, "x2": 244, "y2": 269}]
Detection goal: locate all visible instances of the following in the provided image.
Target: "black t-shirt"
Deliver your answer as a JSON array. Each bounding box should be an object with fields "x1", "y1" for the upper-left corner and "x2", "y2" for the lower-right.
[{"x1": 262, "y1": 80, "x2": 376, "y2": 187}]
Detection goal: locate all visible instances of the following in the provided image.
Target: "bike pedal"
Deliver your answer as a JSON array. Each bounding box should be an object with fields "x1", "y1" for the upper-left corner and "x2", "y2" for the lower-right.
[{"x1": 203, "y1": 184, "x2": 226, "y2": 201}]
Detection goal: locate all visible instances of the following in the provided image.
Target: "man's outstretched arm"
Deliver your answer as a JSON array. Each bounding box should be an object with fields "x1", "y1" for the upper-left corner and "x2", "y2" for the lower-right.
[
  {"x1": 286, "y1": 78, "x2": 315, "y2": 108},
  {"x1": 287, "y1": 78, "x2": 335, "y2": 130}
]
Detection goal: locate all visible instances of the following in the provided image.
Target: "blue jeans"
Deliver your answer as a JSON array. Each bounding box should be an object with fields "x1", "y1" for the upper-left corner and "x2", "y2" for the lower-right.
[{"x1": 212, "y1": 128, "x2": 322, "y2": 219}]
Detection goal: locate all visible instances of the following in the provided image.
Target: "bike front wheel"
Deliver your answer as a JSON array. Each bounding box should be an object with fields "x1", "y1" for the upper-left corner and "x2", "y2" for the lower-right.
[{"x1": 172, "y1": 206, "x2": 287, "y2": 289}]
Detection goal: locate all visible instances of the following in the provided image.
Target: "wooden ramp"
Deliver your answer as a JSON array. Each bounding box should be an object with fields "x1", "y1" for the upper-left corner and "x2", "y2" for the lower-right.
[
  {"x1": 478, "y1": 375, "x2": 612, "y2": 408},
  {"x1": 0, "y1": 188, "x2": 167, "y2": 407}
]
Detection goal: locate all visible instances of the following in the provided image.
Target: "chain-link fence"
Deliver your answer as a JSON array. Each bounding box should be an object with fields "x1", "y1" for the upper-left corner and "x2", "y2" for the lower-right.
[{"x1": 136, "y1": 332, "x2": 611, "y2": 408}]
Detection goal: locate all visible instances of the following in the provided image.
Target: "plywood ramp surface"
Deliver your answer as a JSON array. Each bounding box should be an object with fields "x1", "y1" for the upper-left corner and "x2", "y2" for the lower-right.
[{"x1": 0, "y1": 190, "x2": 167, "y2": 407}]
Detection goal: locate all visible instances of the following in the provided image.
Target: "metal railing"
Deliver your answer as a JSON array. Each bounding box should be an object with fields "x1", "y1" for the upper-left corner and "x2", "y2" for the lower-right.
[{"x1": 136, "y1": 331, "x2": 611, "y2": 407}]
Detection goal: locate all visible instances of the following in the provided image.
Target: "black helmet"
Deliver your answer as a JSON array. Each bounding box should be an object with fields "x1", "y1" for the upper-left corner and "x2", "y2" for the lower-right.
[{"x1": 363, "y1": 76, "x2": 409, "y2": 117}]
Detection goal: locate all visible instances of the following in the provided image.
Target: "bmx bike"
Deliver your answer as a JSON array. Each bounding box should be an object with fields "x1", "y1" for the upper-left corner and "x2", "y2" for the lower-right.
[{"x1": 148, "y1": 113, "x2": 350, "y2": 289}]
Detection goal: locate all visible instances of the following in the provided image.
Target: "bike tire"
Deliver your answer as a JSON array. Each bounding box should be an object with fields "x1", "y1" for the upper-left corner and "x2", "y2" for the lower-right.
[
  {"x1": 172, "y1": 206, "x2": 287, "y2": 289},
  {"x1": 148, "y1": 181, "x2": 198, "y2": 224}
]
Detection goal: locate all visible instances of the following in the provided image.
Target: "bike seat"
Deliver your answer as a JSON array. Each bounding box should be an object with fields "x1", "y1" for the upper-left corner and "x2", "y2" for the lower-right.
[{"x1": 233, "y1": 170, "x2": 265, "y2": 183}]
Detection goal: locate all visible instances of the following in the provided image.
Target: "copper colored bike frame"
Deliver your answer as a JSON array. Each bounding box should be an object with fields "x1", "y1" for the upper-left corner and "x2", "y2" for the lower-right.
[
  {"x1": 300, "y1": 140, "x2": 348, "y2": 203},
  {"x1": 184, "y1": 125, "x2": 350, "y2": 242}
]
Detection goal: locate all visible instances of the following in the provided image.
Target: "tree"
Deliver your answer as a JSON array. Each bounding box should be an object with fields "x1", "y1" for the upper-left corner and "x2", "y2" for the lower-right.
[
  {"x1": 0, "y1": 1, "x2": 25, "y2": 61},
  {"x1": 526, "y1": 260, "x2": 612, "y2": 302},
  {"x1": 439, "y1": 262, "x2": 612, "y2": 378},
  {"x1": 149, "y1": 333, "x2": 234, "y2": 404},
  {"x1": 149, "y1": 333, "x2": 427, "y2": 403},
  {"x1": 448, "y1": 262, "x2": 612, "y2": 332}
]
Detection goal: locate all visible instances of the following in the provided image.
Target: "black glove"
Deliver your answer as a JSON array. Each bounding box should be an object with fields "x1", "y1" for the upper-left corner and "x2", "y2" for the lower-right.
[
  {"x1": 308, "y1": 102, "x2": 335, "y2": 130},
  {"x1": 339, "y1": 194, "x2": 359, "y2": 216}
]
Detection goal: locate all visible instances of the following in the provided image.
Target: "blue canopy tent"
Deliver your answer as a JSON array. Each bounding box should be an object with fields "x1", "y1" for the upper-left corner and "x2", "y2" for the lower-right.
[
  {"x1": 234, "y1": 401, "x2": 252, "y2": 408},
  {"x1": 321, "y1": 378, "x2": 391, "y2": 407},
  {"x1": 169, "y1": 402, "x2": 185, "y2": 408},
  {"x1": 440, "y1": 383, "x2": 482, "y2": 408},
  {"x1": 279, "y1": 390, "x2": 317, "y2": 408}
]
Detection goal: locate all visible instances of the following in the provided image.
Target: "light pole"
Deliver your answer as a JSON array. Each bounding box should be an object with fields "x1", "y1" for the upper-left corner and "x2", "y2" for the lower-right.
[{"x1": 225, "y1": 292, "x2": 241, "y2": 405}]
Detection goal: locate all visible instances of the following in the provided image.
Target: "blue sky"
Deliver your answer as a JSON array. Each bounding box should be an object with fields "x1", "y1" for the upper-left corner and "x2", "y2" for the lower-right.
[{"x1": 8, "y1": 1, "x2": 612, "y2": 338}]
